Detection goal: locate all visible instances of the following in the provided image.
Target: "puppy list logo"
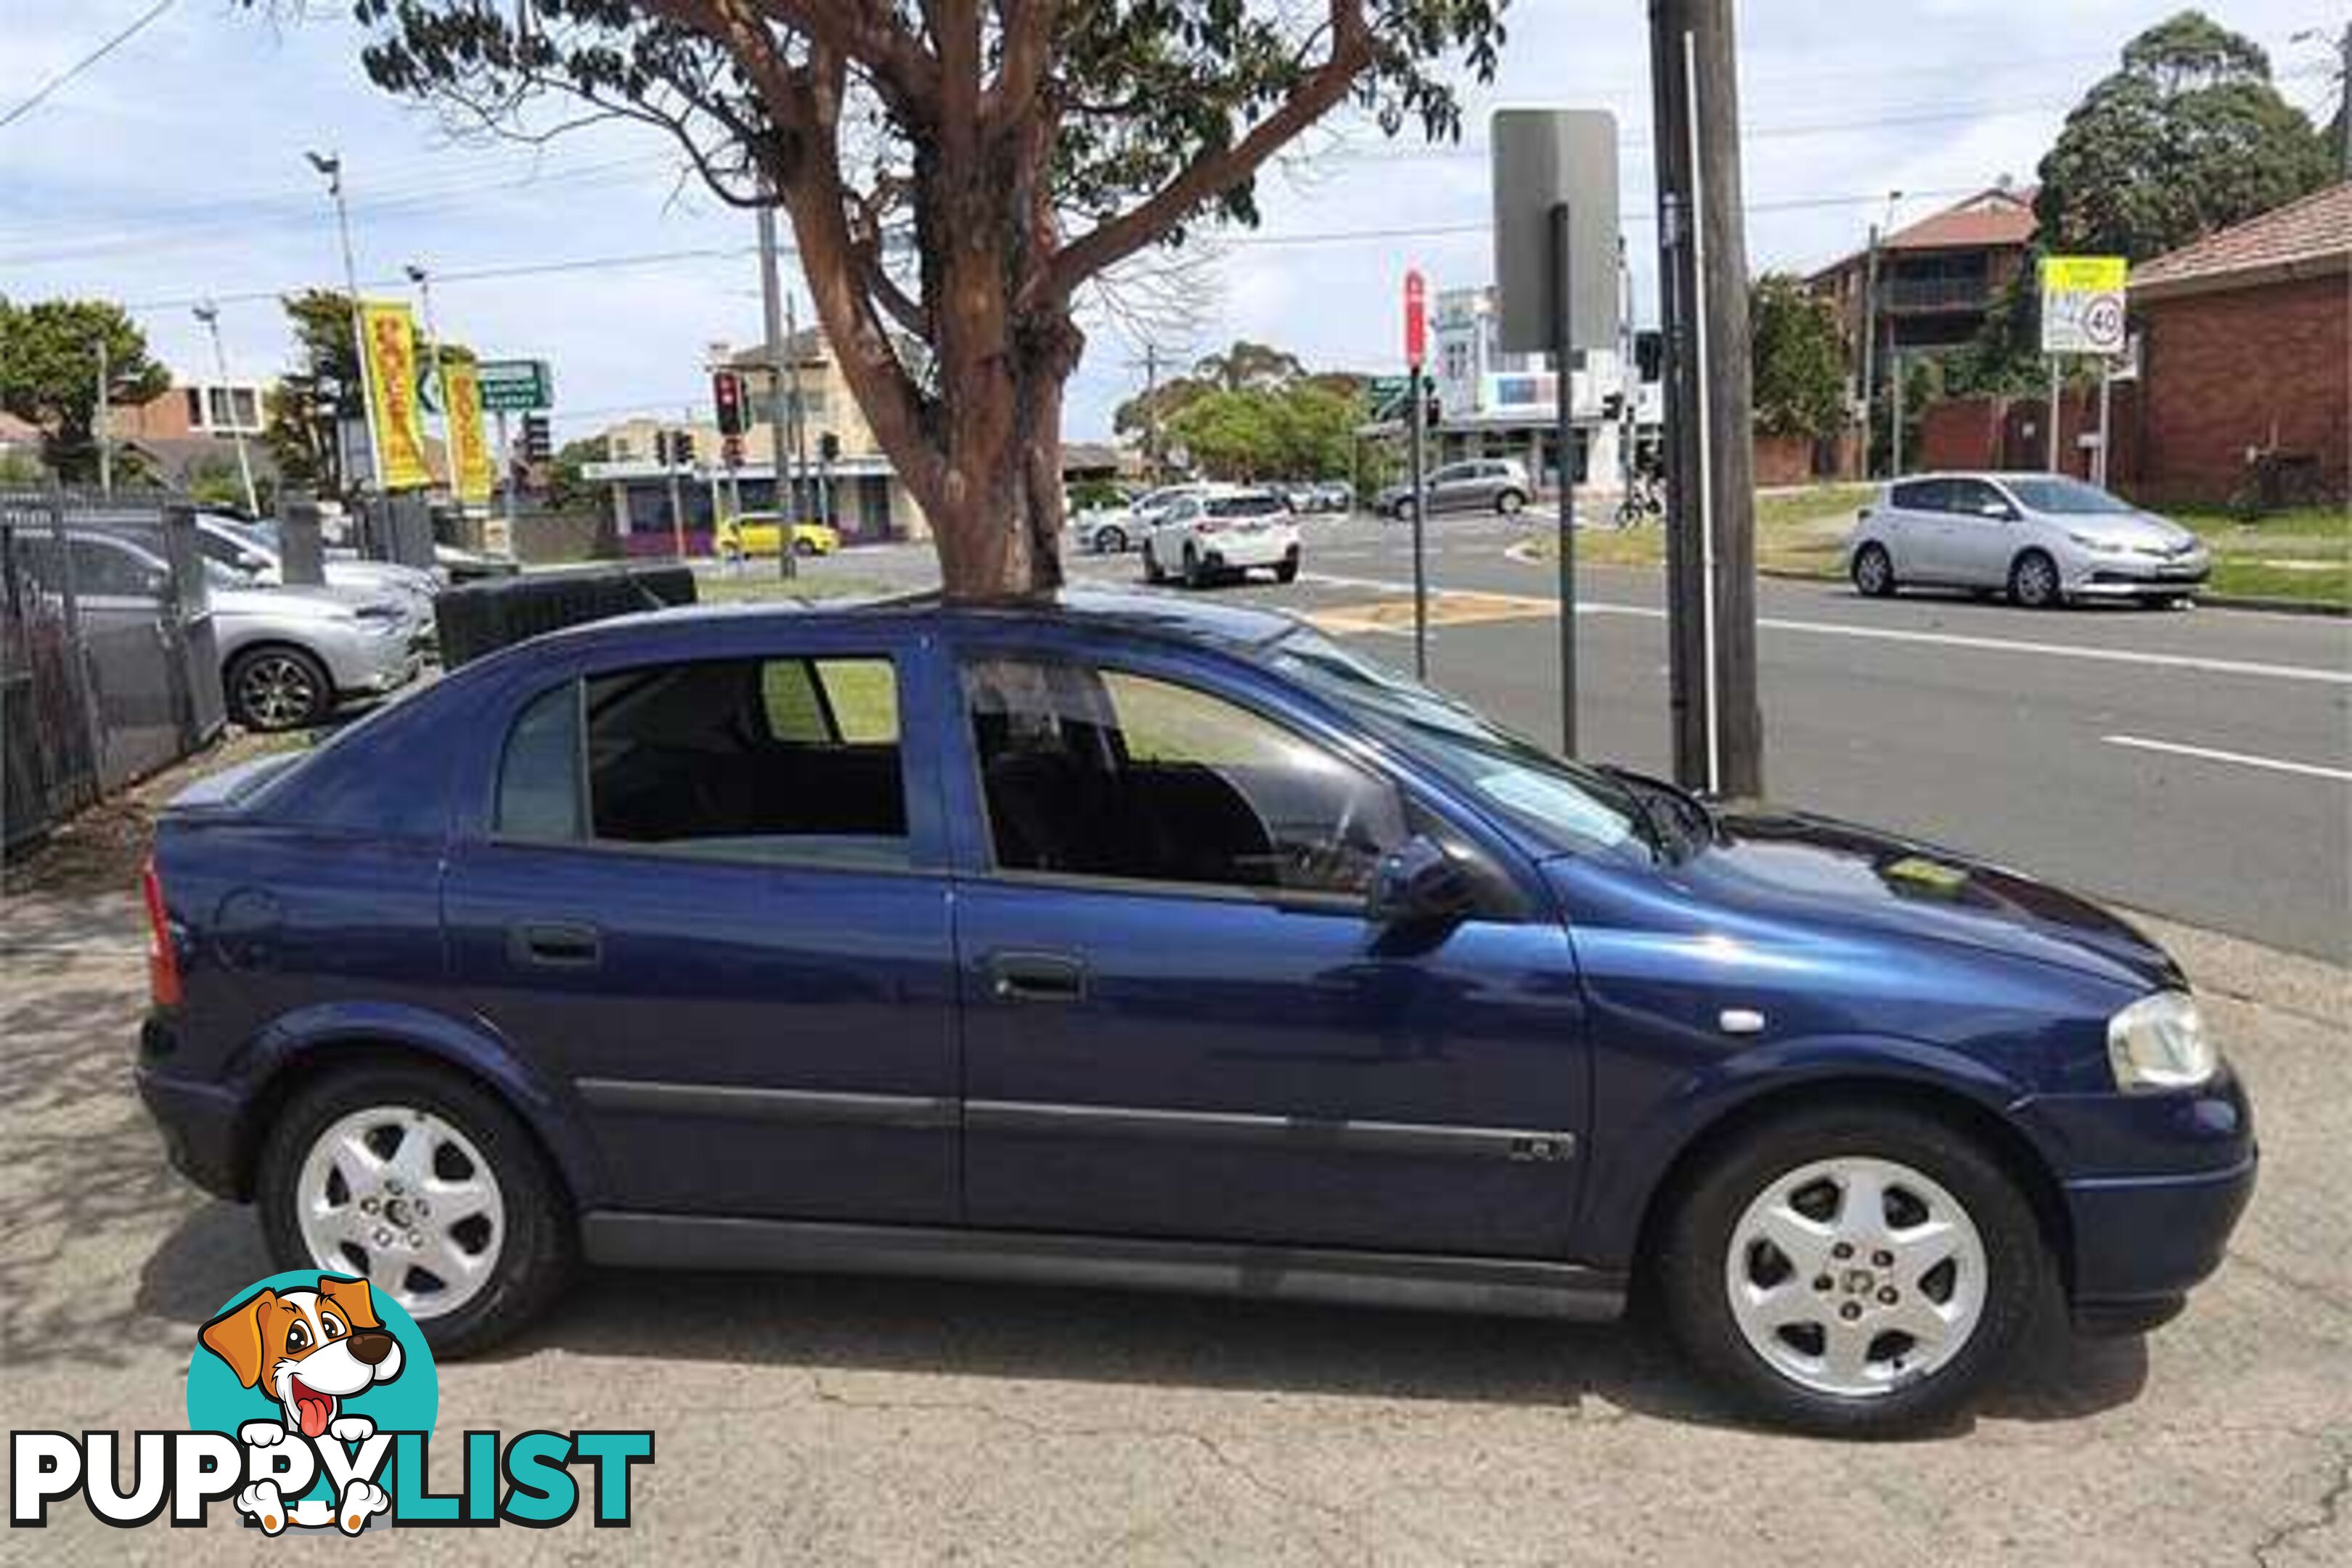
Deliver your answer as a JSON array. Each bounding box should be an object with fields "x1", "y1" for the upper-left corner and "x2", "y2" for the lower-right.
[{"x1": 11, "y1": 1270, "x2": 652, "y2": 1533}]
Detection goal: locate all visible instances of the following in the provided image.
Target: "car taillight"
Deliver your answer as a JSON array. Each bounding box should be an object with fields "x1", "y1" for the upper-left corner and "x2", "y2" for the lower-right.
[{"x1": 141, "y1": 856, "x2": 181, "y2": 1008}]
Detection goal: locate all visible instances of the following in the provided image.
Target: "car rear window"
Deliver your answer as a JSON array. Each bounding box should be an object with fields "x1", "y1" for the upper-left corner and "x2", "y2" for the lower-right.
[
  {"x1": 494, "y1": 656, "x2": 909, "y2": 866},
  {"x1": 1204, "y1": 493, "x2": 1285, "y2": 518}
]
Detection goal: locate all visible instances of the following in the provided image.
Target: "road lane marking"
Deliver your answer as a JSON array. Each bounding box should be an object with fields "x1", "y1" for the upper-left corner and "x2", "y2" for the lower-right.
[
  {"x1": 1295, "y1": 572, "x2": 2352, "y2": 686},
  {"x1": 2102, "y1": 735, "x2": 2352, "y2": 783}
]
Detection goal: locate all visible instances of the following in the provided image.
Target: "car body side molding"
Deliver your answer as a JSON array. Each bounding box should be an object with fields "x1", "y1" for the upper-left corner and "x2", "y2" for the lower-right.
[
  {"x1": 581, "y1": 1212, "x2": 1626, "y2": 1321},
  {"x1": 965, "y1": 1099, "x2": 1577, "y2": 1162}
]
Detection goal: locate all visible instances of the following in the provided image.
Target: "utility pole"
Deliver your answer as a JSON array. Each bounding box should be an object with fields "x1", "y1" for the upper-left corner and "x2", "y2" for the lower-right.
[
  {"x1": 306, "y1": 152, "x2": 381, "y2": 518},
  {"x1": 405, "y1": 264, "x2": 456, "y2": 495},
  {"x1": 1859, "y1": 225, "x2": 1882, "y2": 476},
  {"x1": 1649, "y1": 0, "x2": 1762, "y2": 799},
  {"x1": 1890, "y1": 347, "x2": 1906, "y2": 474},
  {"x1": 785, "y1": 291, "x2": 810, "y2": 533},
  {"x1": 1617, "y1": 234, "x2": 1637, "y2": 504},
  {"x1": 1144, "y1": 343, "x2": 1161, "y2": 485},
  {"x1": 192, "y1": 301, "x2": 259, "y2": 515},
  {"x1": 755, "y1": 195, "x2": 797, "y2": 581},
  {"x1": 94, "y1": 335, "x2": 112, "y2": 499}
]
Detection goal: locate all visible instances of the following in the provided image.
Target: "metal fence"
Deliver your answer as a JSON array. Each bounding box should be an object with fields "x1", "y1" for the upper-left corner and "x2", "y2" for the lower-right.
[{"x1": 1, "y1": 491, "x2": 226, "y2": 853}]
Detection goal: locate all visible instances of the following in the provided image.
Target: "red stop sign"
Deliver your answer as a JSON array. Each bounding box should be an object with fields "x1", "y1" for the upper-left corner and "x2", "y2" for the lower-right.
[{"x1": 1404, "y1": 269, "x2": 1426, "y2": 367}]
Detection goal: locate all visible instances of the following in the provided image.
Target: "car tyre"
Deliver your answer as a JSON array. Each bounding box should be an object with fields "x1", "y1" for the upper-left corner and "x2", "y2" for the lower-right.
[
  {"x1": 1850, "y1": 543, "x2": 1897, "y2": 599},
  {"x1": 2008, "y1": 549, "x2": 2062, "y2": 609},
  {"x1": 1097, "y1": 524, "x2": 1127, "y2": 554},
  {"x1": 1495, "y1": 489, "x2": 1526, "y2": 516},
  {"x1": 1390, "y1": 497, "x2": 1418, "y2": 523},
  {"x1": 1142, "y1": 543, "x2": 1165, "y2": 584},
  {"x1": 226, "y1": 645, "x2": 334, "y2": 732},
  {"x1": 257, "y1": 1062, "x2": 575, "y2": 1359},
  {"x1": 1182, "y1": 543, "x2": 1209, "y2": 590},
  {"x1": 792, "y1": 537, "x2": 819, "y2": 558},
  {"x1": 1275, "y1": 549, "x2": 1301, "y2": 584},
  {"x1": 1657, "y1": 1101, "x2": 2045, "y2": 1438}
]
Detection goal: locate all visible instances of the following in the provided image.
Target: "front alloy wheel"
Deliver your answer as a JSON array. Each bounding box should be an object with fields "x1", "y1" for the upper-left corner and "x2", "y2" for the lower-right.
[
  {"x1": 1659, "y1": 1102, "x2": 2042, "y2": 1436},
  {"x1": 2009, "y1": 550, "x2": 2062, "y2": 608},
  {"x1": 1724, "y1": 1156, "x2": 1988, "y2": 1397},
  {"x1": 229, "y1": 648, "x2": 330, "y2": 732}
]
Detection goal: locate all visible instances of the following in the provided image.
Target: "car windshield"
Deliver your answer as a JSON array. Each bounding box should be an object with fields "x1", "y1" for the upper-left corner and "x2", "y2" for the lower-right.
[
  {"x1": 2000, "y1": 476, "x2": 2136, "y2": 515},
  {"x1": 1262, "y1": 629, "x2": 1650, "y2": 858}
]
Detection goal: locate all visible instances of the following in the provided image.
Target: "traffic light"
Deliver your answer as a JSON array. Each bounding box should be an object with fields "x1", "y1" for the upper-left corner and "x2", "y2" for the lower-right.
[
  {"x1": 1601, "y1": 392, "x2": 1625, "y2": 421},
  {"x1": 817, "y1": 430, "x2": 839, "y2": 464},
  {"x1": 521, "y1": 412, "x2": 552, "y2": 462},
  {"x1": 1634, "y1": 329, "x2": 1664, "y2": 383},
  {"x1": 711, "y1": 370, "x2": 746, "y2": 436}
]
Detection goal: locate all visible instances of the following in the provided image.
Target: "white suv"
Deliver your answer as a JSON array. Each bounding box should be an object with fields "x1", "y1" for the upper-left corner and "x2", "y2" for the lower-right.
[{"x1": 1142, "y1": 486, "x2": 1302, "y2": 588}]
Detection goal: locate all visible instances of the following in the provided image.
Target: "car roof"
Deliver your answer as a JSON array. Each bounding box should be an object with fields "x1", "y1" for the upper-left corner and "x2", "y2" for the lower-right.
[{"x1": 530, "y1": 585, "x2": 1309, "y2": 662}]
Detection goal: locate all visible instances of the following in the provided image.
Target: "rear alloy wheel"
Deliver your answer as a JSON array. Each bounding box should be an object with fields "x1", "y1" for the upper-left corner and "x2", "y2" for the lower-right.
[
  {"x1": 1391, "y1": 497, "x2": 1418, "y2": 523},
  {"x1": 1095, "y1": 525, "x2": 1126, "y2": 554},
  {"x1": 1495, "y1": 489, "x2": 1526, "y2": 516},
  {"x1": 2009, "y1": 549, "x2": 2062, "y2": 609},
  {"x1": 259, "y1": 1064, "x2": 573, "y2": 1357},
  {"x1": 227, "y1": 646, "x2": 332, "y2": 732},
  {"x1": 1659, "y1": 1102, "x2": 2043, "y2": 1437},
  {"x1": 792, "y1": 537, "x2": 819, "y2": 558},
  {"x1": 1142, "y1": 543, "x2": 1165, "y2": 584},
  {"x1": 1850, "y1": 542, "x2": 1896, "y2": 599}
]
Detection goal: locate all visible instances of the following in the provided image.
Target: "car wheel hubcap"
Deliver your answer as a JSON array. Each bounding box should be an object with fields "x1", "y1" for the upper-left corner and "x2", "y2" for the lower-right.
[
  {"x1": 2020, "y1": 560, "x2": 2054, "y2": 602},
  {"x1": 239, "y1": 657, "x2": 314, "y2": 728},
  {"x1": 1858, "y1": 552, "x2": 1887, "y2": 592},
  {"x1": 297, "y1": 1106, "x2": 505, "y2": 1319},
  {"x1": 1724, "y1": 1155, "x2": 1986, "y2": 1398}
]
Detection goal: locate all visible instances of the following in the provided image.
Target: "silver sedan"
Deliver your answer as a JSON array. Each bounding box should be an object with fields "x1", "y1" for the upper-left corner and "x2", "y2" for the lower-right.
[{"x1": 1845, "y1": 472, "x2": 2211, "y2": 608}]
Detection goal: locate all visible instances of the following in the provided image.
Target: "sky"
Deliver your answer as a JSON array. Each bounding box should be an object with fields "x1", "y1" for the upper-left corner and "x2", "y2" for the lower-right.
[{"x1": 1, "y1": 1, "x2": 2341, "y2": 445}]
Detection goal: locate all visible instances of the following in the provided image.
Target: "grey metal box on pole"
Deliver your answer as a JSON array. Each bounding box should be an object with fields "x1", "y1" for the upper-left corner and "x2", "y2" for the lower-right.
[{"x1": 1492, "y1": 107, "x2": 1617, "y2": 759}]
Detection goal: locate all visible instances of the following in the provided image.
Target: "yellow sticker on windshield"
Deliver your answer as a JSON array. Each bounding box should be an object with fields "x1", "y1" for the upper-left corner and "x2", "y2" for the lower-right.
[{"x1": 1885, "y1": 856, "x2": 1969, "y2": 897}]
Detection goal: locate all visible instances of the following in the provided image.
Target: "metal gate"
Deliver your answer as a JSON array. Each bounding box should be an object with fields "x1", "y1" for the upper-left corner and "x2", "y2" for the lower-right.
[{"x1": 1, "y1": 491, "x2": 226, "y2": 852}]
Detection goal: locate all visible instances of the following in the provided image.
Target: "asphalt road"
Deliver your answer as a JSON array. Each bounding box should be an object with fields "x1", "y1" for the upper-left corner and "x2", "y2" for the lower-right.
[{"x1": 824, "y1": 511, "x2": 2351, "y2": 960}]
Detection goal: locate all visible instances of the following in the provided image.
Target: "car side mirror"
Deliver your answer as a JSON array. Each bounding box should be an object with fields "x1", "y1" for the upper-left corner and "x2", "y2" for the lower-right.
[
  {"x1": 1366, "y1": 834, "x2": 1477, "y2": 926},
  {"x1": 1979, "y1": 501, "x2": 2015, "y2": 520}
]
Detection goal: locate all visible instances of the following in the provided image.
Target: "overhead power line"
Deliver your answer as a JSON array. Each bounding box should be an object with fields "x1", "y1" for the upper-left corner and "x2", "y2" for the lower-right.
[{"x1": 0, "y1": 0, "x2": 180, "y2": 132}]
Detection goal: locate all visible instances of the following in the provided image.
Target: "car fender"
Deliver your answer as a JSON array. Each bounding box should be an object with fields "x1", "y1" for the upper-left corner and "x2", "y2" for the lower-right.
[
  {"x1": 229, "y1": 998, "x2": 608, "y2": 1206},
  {"x1": 1575, "y1": 1029, "x2": 2034, "y2": 1268}
]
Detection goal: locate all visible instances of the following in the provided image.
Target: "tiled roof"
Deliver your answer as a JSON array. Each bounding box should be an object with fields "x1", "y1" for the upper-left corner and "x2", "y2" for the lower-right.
[
  {"x1": 1882, "y1": 187, "x2": 2039, "y2": 253},
  {"x1": 2131, "y1": 181, "x2": 2352, "y2": 298}
]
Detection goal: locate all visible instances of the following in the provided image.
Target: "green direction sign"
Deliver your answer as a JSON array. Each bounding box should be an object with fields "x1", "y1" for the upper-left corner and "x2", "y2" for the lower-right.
[
  {"x1": 477, "y1": 358, "x2": 553, "y2": 412},
  {"x1": 1367, "y1": 375, "x2": 1413, "y2": 422}
]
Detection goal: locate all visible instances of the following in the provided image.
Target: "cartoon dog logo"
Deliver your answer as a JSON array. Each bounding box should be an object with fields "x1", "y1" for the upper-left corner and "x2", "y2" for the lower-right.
[{"x1": 199, "y1": 1275, "x2": 403, "y2": 1534}]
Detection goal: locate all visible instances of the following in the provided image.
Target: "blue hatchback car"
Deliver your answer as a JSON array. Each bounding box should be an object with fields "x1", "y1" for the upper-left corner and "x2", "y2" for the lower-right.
[{"x1": 135, "y1": 590, "x2": 2254, "y2": 1434}]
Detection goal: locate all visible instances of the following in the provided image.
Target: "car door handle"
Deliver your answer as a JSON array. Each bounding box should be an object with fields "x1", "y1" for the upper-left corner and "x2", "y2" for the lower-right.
[
  {"x1": 507, "y1": 920, "x2": 603, "y2": 971},
  {"x1": 987, "y1": 950, "x2": 1085, "y2": 1003}
]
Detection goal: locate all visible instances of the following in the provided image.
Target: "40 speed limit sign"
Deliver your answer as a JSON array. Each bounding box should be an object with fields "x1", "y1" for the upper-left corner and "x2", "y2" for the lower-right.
[{"x1": 2041, "y1": 255, "x2": 2127, "y2": 355}]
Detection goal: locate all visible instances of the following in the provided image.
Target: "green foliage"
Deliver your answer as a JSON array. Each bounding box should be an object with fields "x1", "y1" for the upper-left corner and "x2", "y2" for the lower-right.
[
  {"x1": 0, "y1": 449, "x2": 46, "y2": 486},
  {"x1": 1167, "y1": 382, "x2": 1360, "y2": 481},
  {"x1": 1067, "y1": 475, "x2": 1130, "y2": 510},
  {"x1": 1748, "y1": 273, "x2": 1847, "y2": 441},
  {"x1": 0, "y1": 296, "x2": 170, "y2": 483},
  {"x1": 2035, "y1": 9, "x2": 2332, "y2": 261},
  {"x1": 546, "y1": 435, "x2": 605, "y2": 510},
  {"x1": 1114, "y1": 338, "x2": 1368, "y2": 475},
  {"x1": 264, "y1": 289, "x2": 363, "y2": 502}
]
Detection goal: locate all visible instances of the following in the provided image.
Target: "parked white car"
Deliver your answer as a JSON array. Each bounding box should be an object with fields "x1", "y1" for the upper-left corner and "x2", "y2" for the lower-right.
[
  {"x1": 1142, "y1": 486, "x2": 1301, "y2": 588},
  {"x1": 192, "y1": 513, "x2": 442, "y2": 618},
  {"x1": 1845, "y1": 473, "x2": 2211, "y2": 608}
]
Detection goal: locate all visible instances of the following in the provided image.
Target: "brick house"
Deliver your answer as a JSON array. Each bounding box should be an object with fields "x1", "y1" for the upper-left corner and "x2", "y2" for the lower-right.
[
  {"x1": 2123, "y1": 181, "x2": 2351, "y2": 507},
  {"x1": 1809, "y1": 184, "x2": 2039, "y2": 361}
]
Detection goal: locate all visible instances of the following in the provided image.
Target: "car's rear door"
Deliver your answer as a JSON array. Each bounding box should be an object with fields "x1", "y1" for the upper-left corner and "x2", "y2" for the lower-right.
[
  {"x1": 1882, "y1": 478, "x2": 1952, "y2": 579},
  {"x1": 441, "y1": 626, "x2": 963, "y2": 1224},
  {"x1": 940, "y1": 635, "x2": 1589, "y2": 1260},
  {"x1": 1940, "y1": 478, "x2": 2021, "y2": 587}
]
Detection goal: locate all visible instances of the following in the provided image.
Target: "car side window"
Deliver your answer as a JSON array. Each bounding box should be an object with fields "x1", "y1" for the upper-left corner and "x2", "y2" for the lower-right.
[
  {"x1": 1888, "y1": 479, "x2": 1943, "y2": 513},
  {"x1": 69, "y1": 537, "x2": 162, "y2": 597},
  {"x1": 964, "y1": 657, "x2": 1408, "y2": 899},
  {"x1": 1948, "y1": 479, "x2": 2011, "y2": 520},
  {"x1": 494, "y1": 656, "x2": 910, "y2": 865}
]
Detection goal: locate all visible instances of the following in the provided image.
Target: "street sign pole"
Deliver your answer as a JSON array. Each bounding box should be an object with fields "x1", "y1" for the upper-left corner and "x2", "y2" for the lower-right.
[
  {"x1": 1404, "y1": 269, "x2": 1429, "y2": 680},
  {"x1": 2046, "y1": 356, "x2": 2061, "y2": 472},
  {"x1": 1552, "y1": 201, "x2": 1577, "y2": 759},
  {"x1": 494, "y1": 411, "x2": 515, "y2": 539}
]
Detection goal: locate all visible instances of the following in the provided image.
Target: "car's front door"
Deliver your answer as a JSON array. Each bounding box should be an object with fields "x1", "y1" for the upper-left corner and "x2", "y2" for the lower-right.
[
  {"x1": 1882, "y1": 479, "x2": 1953, "y2": 580},
  {"x1": 441, "y1": 634, "x2": 962, "y2": 1225},
  {"x1": 1940, "y1": 478, "x2": 2021, "y2": 587},
  {"x1": 943, "y1": 645, "x2": 1589, "y2": 1259}
]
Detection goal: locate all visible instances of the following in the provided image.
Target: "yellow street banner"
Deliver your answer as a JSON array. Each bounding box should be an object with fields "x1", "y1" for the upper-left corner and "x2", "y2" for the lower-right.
[
  {"x1": 2041, "y1": 255, "x2": 2127, "y2": 292},
  {"x1": 359, "y1": 301, "x2": 433, "y2": 491},
  {"x1": 444, "y1": 359, "x2": 497, "y2": 505}
]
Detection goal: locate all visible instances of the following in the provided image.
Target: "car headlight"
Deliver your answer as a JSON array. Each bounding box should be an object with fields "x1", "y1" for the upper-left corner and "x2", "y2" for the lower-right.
[{"x1": 2107, "y1": 990, "x2": 2216, "y2": 1091}]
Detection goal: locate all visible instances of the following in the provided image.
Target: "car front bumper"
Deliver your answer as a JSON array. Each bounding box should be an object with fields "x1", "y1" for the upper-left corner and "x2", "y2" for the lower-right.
[
  {"x1": 2017, "y1": 1064, "x2": 2256, "y2": 1332},
  {"x1": 2063, "y1": 553, "x2": 2212, "y2": 596}
]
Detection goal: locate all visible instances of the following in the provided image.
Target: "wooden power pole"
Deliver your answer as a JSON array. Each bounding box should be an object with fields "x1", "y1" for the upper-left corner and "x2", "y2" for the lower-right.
[{"x1": 1649, "y1": 0, "x2": 1763, "y2": 799}]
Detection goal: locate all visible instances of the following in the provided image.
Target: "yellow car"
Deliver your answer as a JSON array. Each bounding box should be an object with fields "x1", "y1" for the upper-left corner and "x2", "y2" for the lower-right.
[{"x1": 716, "y1": 512, "x2": 841, "y2": 560}]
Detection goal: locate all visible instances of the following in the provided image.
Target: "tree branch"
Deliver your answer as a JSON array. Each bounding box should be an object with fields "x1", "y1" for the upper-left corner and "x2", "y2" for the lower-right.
[{"x1": 1033, "y1": 0, "x2": 1375, "y2": 305}]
